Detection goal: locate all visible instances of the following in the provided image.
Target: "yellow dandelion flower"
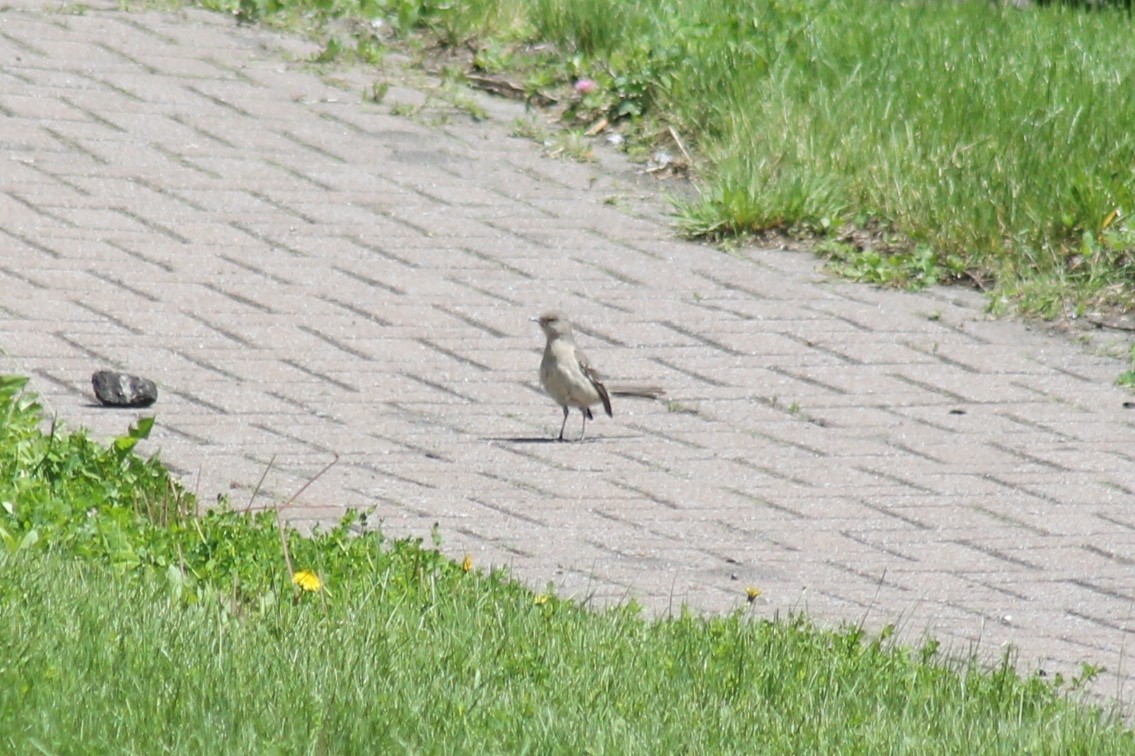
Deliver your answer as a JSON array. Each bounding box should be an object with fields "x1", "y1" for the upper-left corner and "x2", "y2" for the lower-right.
[
  {"x1": 534, "y1": 594, "x2": 550, "y2": 605},
  {"x1": 745, "y1": 586, "x2": 762, "y2": 603},
  {"x1": 462, "y1": 553, "x2": 473, "y2": 573},
  {"x1": 292, "y1": 570, "x2": 322, "y2": 592}
]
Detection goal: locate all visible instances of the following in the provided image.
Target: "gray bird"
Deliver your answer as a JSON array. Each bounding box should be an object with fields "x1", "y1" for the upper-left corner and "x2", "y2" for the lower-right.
[{"x1": 535, "y1": 311, "x2": 663, "y2": 441}]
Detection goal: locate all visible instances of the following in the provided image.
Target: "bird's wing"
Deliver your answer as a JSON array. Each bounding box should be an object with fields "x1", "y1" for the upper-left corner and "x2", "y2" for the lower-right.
[
  {"x1": 574, "y1": 346, "x2": 600, "y2": 378},
  {"x1": 576, "y1": 348, "x2": 613, "y2": 418}
]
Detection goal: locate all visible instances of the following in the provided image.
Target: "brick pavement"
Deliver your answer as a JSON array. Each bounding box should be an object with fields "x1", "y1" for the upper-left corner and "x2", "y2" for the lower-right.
[{"x1": 3, "y1": 0, "x2": 1135, "y2": 705}]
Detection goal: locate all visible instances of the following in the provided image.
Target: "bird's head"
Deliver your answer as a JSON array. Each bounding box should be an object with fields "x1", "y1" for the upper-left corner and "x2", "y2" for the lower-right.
[{"x1": 534, "y1": 311, "x2": 573, "y2": 339}]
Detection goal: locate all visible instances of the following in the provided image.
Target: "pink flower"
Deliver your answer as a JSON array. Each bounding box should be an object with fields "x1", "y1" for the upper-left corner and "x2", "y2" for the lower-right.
[{"x1": 574, "y1": 78, "x2": 597, "y2": 95}]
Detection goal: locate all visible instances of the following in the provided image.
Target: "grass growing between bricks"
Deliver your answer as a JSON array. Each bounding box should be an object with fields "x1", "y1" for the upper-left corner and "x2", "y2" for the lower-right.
[
  {"x1": 2, "y1": 375, "x2": 1133, "y2": 750},
  {"x1": 194, "y1": 0, "x2": 1135, "y2": 317}
]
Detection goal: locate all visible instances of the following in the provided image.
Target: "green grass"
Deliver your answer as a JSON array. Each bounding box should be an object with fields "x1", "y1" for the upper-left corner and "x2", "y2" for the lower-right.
[
  {"x1": 1118, "y1": 344, "x2": 1135, "y2": 387},
  {"x1": 4, "y1": 547, "x2": 1133, "y2": 753},
  {"x1": 669, "y1": 0, "x2": 1135, "y2": 316},
  {"x1": 2, "y1": 374, "x2": 1134, "y2": 749},
  {"x1": 191, "y1": 0, "x2": 1135, "y2": 316}
]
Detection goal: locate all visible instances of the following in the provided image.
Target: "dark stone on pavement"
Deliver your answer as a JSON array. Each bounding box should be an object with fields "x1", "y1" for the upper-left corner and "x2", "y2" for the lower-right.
[{"x1": 91, "y1": 371, "x2": 158, "y2": 407}]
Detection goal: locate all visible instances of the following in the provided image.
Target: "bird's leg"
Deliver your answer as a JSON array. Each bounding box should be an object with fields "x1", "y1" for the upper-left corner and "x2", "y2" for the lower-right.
[
  {"x1": 557, "y1": 405, "x2": 569, "y2": 441},
  {"x1": 579, "y1": 408, "x2": 588, "y2": 441}
]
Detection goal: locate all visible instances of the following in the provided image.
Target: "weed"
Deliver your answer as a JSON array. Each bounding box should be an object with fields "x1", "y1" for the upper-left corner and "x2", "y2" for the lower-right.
[
  {"x1": 310, "y1": 36, "x2": 344, "y2": 63},
  {"x1": 440, "y1": 85, "x2": 489, "y2": 121},
  {"x1": 1117, "y1": 345, "x2": 1135, "y2": 388},
  {"x1": 364, "y1": 79, "x2": 389, "y2": 103},
  {"x1": 665, "y1": 399, "x2": 697, "y2": 415},
  {"x1": 389, "y1": 101, "x2": 418, "y2": 117},
  {"x1": 510, "y1": 116, "x2": 547, "y2": 141},
  {"x1": 544, "y1": 128, "x2": 594, "y2": 161},
  {"x1": 820, "y1": 241, "x2": 966, "y2": 291},
  {"x1": 510, "y1": 117, "x2": 593, "y2": 160}
]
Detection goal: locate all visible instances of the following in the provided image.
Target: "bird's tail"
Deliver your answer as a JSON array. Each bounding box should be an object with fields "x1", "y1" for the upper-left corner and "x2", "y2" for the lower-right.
[{"x1": 608, "y1": 384, "x2": 666, "y2": 400}]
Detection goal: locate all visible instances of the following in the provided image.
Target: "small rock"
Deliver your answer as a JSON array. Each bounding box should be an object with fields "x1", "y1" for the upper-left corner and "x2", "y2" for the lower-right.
[
  {"x1": 91, "y1": 371, "x2": 158, "y2": 407},
  {"x1": 648, "y1": 150, "x2": 673, "y2": 171}
]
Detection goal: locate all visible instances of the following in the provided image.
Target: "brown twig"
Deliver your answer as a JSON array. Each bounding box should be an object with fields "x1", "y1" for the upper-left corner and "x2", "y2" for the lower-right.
[
  {"x1": 245, "y1": 454, "x2": 276, "y2": 512},
  {"x1": 274, "y1": 454, "x2": 340, "y2": 577},
  {"x1": 668, "y1": 124, "x2": 693, "y2": 165}
]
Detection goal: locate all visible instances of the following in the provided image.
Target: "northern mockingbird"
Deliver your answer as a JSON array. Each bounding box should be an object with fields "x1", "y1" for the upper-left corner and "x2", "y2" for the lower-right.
[{"x1": 535, "y1": 311, "x2": 663, "y2": 441}]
